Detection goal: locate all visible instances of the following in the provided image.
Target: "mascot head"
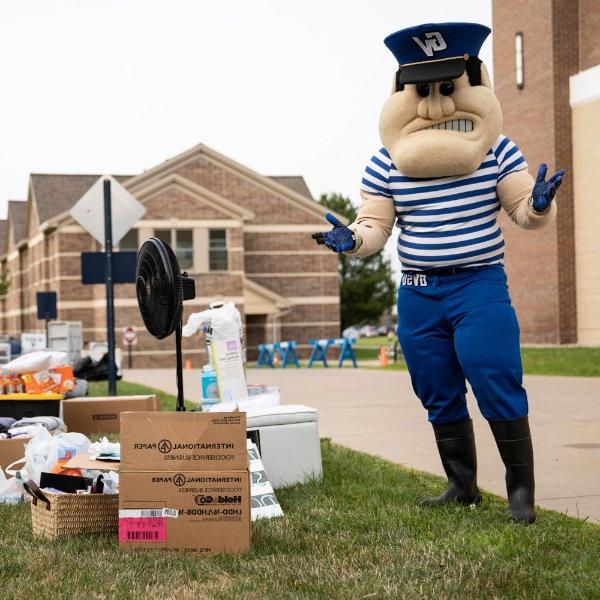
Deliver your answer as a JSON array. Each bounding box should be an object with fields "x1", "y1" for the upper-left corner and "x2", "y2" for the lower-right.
[{"x1": 379, "y1": 22, "x2": 502, "y2": 178}]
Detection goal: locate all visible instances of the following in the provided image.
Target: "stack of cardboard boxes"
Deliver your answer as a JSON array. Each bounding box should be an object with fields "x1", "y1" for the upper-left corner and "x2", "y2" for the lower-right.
[{"x1": 118, "y1": 411, "x2": 250, "y2": 554}]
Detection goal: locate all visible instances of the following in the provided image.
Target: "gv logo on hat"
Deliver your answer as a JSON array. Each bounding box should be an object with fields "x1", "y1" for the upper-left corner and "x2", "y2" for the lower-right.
[{"x1": 412, "y1": 31, "x2": 447, "y2": 57}]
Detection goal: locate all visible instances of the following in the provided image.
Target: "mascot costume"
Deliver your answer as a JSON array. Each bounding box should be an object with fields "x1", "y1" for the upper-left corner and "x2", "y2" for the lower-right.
[{"x1": 312, "y1": 22, "x2": 564, "y2": 524}]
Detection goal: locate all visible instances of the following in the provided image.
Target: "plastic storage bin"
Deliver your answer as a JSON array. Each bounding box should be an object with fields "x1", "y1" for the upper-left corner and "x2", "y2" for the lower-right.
[{"x1": 245, "y1": 404, "x2": 322, "y2": 489}]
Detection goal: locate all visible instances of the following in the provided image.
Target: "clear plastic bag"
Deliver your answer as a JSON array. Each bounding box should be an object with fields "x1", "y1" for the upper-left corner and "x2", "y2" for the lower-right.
[
  {"x1": 23, "y1": 426, "x2": 91, "y2": 484},
  {"x1": 0, "y1": 471, "x2": 25, "y2": 504}
]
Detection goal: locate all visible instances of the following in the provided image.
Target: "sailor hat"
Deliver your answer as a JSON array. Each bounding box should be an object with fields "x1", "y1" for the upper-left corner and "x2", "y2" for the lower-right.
[{"x1": 384, "y1": 22, "x2": 491, "y2": 85}]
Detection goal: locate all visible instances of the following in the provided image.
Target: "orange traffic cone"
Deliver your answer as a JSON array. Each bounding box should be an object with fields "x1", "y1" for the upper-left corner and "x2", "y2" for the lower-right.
[
  {"x1": 185, "y1": 359, "x2": 193, "y2": 370},
  {"x1": 379, "y1": 346, "x2": 389, "y2": 367}
]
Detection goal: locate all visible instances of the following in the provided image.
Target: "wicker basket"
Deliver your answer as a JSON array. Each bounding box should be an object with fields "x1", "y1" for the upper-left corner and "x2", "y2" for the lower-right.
[{"x1": 24, "y1": 480, "x2": 118, "y2": 540}]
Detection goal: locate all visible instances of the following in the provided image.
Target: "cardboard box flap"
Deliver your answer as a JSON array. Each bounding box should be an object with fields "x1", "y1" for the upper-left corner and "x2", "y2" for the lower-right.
[
  {"x1": 62, "y1": 452, "x2": 120, "y2": 472},
  {"x1": 120, "y1": 411, "x2": 247, "y2": 472},
  {"x1": 0, "y1": 437, "x2": 31, "y2": 472}
]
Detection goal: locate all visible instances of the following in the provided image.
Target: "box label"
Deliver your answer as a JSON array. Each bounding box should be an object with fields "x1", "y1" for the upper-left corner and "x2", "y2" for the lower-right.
[
  {"x1": 211, "y1": 338, "x2": 247, "y2": 401},
  {"x1": 119, "y1": 512, "x2": 167, "y2": 543},
  {"x1": 92, "y1": 413, "x2": 117, "y2": 421}
]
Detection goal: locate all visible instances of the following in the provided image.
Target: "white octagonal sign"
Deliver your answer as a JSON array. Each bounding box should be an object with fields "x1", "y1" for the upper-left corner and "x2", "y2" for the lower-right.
[{"x1": 69, "y1": 175, "x2": 146, "y2": 246}]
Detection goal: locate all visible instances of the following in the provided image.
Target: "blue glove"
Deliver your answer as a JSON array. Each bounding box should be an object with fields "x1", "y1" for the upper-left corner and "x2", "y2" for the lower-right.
[
  {"x1": 531, "y1": 164, "x2": 564, "y2": 214},
  {"x1": 311, "y1": 213, "x2": 355, "y2": 253}
]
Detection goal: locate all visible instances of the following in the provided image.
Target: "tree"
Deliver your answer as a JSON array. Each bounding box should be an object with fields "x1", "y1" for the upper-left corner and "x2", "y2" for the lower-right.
[
  {"x1": 0, "y1": 271, "x2": 9, "y2": 297},
  {"x1": 318, "y1": 193, "x2": 396, "y2": 330}
]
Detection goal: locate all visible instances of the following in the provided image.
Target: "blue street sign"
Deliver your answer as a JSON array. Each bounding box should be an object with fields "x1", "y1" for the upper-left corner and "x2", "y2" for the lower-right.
[{"x1": 81, "y1": 251, "x2": 137, "y2": 285}]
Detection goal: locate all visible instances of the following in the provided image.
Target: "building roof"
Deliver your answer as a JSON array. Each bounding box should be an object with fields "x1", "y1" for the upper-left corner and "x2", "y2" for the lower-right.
[
  {"x1": 2, "y1": 154, "x2": 321, "y2": 252},
  {"x1": 28, "y1": 174, "x2": 313, "y2": 225},
  {"x1": 269, "y1": 176, "x2": 313, "y2": 199},
  {"x1": 8, "y1": 201, "x2": 28, "y2": 244},
  {"x1": 30, "y1": 174, "x2": 133, "y2": 225}
]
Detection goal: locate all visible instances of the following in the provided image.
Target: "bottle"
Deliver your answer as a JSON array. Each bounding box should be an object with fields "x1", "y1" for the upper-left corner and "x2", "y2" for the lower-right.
[
  {"x1": 5, "y1": 374, "x2": 15, "y2": 395},
  {"x1": 14, "y1": 375, "x2": 25, "y2": 394},
  {"x1": 0, "y1": 375, "x2": 5, "y2": 395},
  {"x1": 201, "y1": 365, "x2": 220, "y2": 405}
]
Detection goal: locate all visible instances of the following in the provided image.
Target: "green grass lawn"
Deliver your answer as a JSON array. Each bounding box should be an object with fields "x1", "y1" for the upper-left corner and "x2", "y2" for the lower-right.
[
  {"x1": 249, "y1": 344, "x2": 600, "y2": 375},
  {"x1": 374, "y1": 346, "x2": 600, "y2": 377},
  {"x1": 519, "y1": 346, "x2": 600, "y2": 377},
  {"x1": 87, "y1": 380, "x2": 196, "y2": 411},
  {"x1": 1, "y1": 439, "x2": 599, "y2": 598}
]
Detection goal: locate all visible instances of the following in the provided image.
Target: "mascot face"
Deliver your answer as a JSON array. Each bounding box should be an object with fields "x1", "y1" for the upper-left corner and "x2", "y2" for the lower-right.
[
  {"x1": 379, "y1": 64, "x2": 502, "y2": 178},
  {"x1": 381, "y1": 22, "x2": 501, "y2": 178}
]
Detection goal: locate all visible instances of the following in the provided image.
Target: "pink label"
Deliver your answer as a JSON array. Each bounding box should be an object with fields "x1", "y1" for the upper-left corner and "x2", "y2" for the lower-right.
[{"x1": 119, "y1": 517, "x2": 167, "y2": 543}]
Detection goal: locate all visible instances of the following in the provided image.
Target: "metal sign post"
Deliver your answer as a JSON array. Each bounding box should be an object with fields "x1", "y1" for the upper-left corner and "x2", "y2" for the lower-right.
[
  {"x1": 104, "y1": 179, "x2": 117, "y2": 396},
  {"x1": 122, "y1": 326, "x2": 137, "y2": 369},
  {"x1": 36, "y1": 292, "x2": 57, "y2": 346},
  {"x1": 70, "y1": 174, "x2": 146, "y2": 395}
]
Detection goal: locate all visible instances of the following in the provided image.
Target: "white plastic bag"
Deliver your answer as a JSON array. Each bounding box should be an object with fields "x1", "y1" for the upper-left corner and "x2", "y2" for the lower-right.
[
  {"x1": 182, "y1": 302, "x2": 243, "y2": 342},
  {"x1": 23, "y1": 426, "x2": 90, "y2": 484},
  {"x1": 88, "y1": 437, "x2": 120, "y2": 460},
  {"x1": 3, "y1": 350, "x2": 68, "y2": 374},
  {"x1": 0, "y1": 472, "x2": 25, "y2": 504},
  {"x1": 183, "y1": 303, "x2": 248, "y2": 401}
]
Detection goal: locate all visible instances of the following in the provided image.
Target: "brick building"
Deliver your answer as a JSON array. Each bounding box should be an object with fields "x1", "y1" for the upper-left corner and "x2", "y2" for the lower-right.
[
  {"x1": 0, "y1": 144, "x2": 341, "y2": 365},
  {"x1": 493, "y1": 0, "x2": 600, "y2": 344}
]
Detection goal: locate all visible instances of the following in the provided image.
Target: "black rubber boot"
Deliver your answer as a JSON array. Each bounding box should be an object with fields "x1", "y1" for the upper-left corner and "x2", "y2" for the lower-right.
[
  {"x1": 420, "y1": 418, "x2": 481, "y2": 506},
  {"x1": 489, "y1": 416, "x2": 536, "y2": 524}
]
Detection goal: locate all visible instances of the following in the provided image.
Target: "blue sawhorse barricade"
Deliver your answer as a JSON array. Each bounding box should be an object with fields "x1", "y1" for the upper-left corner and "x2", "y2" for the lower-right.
[
  {"x1": 258, "y1": 338, "x2": 358, "y2": 368},
  {"x1": 307, "y1": 338, "x2": 331, "y2": 368},
  {"x1": 307, "y1": 338, "x2": 357, "y2": 368},
  {"x1": 257, "y1": 341, "x2": 300, "y2": 368}
]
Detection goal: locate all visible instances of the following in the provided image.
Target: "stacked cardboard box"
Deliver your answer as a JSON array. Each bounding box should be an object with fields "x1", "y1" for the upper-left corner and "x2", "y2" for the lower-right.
[
  {"x1": 118, "y1": 411, "x2": 250, "y2": 555},
  {"x1": 0, "y1": 437, "x2": 30, "y2": 472},
  {"x1": 62, "y1": 395, "x2": 161, "y2": 434}
]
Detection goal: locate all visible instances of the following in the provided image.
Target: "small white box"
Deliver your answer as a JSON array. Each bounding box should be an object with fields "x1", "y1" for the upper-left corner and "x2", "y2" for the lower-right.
[{"x1": 245, "y1": 404, "x2": 322, "y2": 489}]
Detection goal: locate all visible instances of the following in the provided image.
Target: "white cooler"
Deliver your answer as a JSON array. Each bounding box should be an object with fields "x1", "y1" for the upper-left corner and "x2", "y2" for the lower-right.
[{"x1": 245, "y1": 404, "x2": 322, "y2": 489}]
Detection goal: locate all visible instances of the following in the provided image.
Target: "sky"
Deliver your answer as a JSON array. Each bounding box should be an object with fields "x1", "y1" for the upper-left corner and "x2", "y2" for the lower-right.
[{"x1": 0, "y1": 0, "x2": 492, "y2": 275}]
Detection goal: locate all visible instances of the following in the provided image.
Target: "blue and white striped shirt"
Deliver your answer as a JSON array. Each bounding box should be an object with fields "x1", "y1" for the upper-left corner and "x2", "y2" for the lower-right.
[{"x1": 360, "y1": 135, "x2": 527, "y2": 270}]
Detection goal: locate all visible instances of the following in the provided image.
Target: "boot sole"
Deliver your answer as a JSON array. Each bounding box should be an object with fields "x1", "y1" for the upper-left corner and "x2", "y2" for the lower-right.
[
  {"x1": 508, "y1": 509, "x2": 536, "y2": 525},
  {"x1": 419, "y1": 494, "x2": 482, "y2": 507}
]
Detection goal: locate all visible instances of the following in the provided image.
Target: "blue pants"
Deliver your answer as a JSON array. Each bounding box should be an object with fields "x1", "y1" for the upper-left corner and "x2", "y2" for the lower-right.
[{"x1": 397, "y1": 265, "x2": 528, "y2": 425}]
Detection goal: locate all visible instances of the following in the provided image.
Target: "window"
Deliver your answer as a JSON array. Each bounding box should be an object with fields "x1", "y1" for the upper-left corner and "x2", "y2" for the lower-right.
[
  {"x1": 515, "y1": 32, "x2": 524, "y2": 89},
  {"x1": 153, "y1": 229, "x2": 194, "y2": 270},
  {"x1": 209, "y1": 229, "x2": 228, "y2": 271},
  {"x1": 154, "y1": 229, "x2": 171, "y2": 245},
  {"x1": 119, "y1": 228, "x2": 139, "y2": 252},
  {"x1": 175, "y1": 230, "x2": 193, "y2": 270}
]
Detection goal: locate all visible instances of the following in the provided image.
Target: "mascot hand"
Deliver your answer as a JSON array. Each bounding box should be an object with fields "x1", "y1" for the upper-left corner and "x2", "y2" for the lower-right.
[
  {"x1": 531, "y1": 164, "x2": 564, "y2": 214},
  {"x1": 311, "y1": 213, "x2": 355, "y2": 253}
]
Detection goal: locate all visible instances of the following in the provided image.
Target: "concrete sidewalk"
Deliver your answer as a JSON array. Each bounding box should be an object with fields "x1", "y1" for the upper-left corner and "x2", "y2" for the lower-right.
[{"x1": 124, "y1": 366, "x2": 600, "y2": 523}]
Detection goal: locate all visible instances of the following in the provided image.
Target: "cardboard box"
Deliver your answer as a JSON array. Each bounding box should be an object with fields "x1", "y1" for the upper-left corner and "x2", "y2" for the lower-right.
[
  {"x1": 119, "y1": 411, "x2": 250, "y2": 555},
  {"x1": 62, "y1": 395, "x2": 160, "y2": 434},
  {"x1": 0, "y1": 437, "x2": 30, "y2": 472},
  {"x1": 119, "y1": 470, "x2": 250, "y2": 553},
  {"x1": 120, "y1": 411, "x2": 247, "y2": 472}
]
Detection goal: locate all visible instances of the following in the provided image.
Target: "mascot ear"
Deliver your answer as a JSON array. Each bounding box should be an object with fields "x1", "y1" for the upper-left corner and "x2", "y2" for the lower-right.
[
  {"x1": 391, "y1": 71, "x2": 401, "y2": 94},
  {"x1": 480, "y1": 63, "x2": 493, "y2": 89}
]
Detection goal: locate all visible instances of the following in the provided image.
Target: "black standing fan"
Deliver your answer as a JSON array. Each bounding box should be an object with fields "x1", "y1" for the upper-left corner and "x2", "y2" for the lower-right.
[{"x1": 136, "y1": 237, "x2": 196, "y2": 411}]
